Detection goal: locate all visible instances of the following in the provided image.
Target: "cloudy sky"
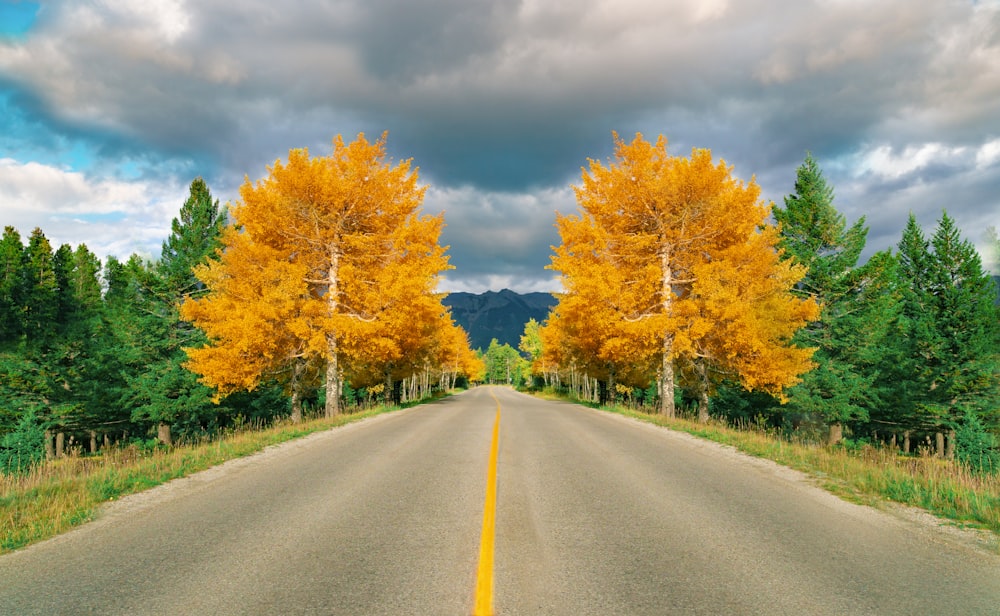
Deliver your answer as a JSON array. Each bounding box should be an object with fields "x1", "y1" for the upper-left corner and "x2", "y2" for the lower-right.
[{"x1": 1, "y1": 0, "x2": 998, "y2": 293}]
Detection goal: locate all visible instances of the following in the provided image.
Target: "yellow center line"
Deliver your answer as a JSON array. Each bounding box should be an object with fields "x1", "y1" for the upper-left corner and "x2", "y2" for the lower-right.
[{"x1": 473, "y1": 387, "x2": 502, "y2": 616}]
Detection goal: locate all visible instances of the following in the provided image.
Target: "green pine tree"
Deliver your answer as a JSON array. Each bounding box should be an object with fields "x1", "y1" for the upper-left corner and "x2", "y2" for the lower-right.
[
  {"x1": 118, "y1": 179, "x2": 228, "y2": 444},
  {"x1": 23, "y1": 228, "x2": 58, "y2": 346},
  {"x1": 159, "y1": 177, "x2": 226, "y2": 297},
  {"x1": 52, "y1": 244, "x2": 77, "y2": 335},
  {"x1": 883, "y1": 212, "x2": 1000, "y2": 442},
  {"x1": 771, "y1": 153, "x2": 895, "y2": 443},
  {"x1": 71, "y1": 245, "x2": 103, "y2": 319},
  {"x1": 0, "y1": 226, "x2": 26, "y2": 344},
  {"x1": 0, "y1": 408, "x2": 46, "y2": 473},
  {"x1": 775, "y1": 153, "x2": 868, "y2": 298}
]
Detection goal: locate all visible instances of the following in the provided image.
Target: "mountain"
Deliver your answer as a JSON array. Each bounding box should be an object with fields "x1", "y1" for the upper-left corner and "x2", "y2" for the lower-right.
[{"x1": 443, "y1": 289, "x2": 557, "y2": 351}]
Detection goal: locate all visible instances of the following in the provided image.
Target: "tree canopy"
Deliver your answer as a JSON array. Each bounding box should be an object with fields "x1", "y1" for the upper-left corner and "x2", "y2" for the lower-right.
[
  {"x1": 544, "y1": 133, "x2": 818, "y2": 417},
  {"x1": 182, "y1": 133, "x2": 473, "y2": 417}
]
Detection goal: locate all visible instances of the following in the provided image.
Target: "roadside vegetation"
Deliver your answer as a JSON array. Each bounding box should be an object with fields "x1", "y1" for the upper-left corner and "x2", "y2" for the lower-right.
[
  {"x1": 534, "y1": 388, "x2": 1000, "y2": 542},
  {"x1": 0, "y1": 399, "x2": 433, "y2": 554}
]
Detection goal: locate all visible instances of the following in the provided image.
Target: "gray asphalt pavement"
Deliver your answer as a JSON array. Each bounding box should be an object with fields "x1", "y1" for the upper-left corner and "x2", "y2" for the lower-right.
[
  {"x1": 491, "y1": 388, "x2": 1000, "y2": 615},
  {"x1": 2, "y1": 386, "x2": 999, "y2": 615}
]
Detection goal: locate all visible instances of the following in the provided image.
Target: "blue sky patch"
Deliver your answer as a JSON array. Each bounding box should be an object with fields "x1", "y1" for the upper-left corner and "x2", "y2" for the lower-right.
[
  {"x1": 65, "y1": 211, "x2": 129, "y2": 225},
  {"x1": 0, "y1": 88, "x2": 97, "y2": 170},
  {"x1": 0, "y1": 1, "x2": 39, "y2": 39}
]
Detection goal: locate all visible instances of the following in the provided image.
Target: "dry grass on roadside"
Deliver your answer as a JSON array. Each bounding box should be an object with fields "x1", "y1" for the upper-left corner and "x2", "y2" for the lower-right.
[
  {"x1": 600, "y1": 403, "x2": 1000, "y2": 538},
  {"x1": 0, "y1": 406, "x2": 395, "y2": 554}
]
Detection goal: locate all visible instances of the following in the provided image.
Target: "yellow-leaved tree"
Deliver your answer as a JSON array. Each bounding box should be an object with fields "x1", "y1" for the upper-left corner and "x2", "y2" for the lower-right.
[
  {"x1": 548, "y1": 133, "x2": 818, "y2": 417},
  {"x1": 433, "y1": 312, "x2": 486, "y2": 390},
  {"x1": 181, "y1": 133, "x2": 453, "y2": 417}
]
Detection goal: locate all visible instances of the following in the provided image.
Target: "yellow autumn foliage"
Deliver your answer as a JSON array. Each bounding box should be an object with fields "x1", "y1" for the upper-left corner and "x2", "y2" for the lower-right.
[
  {"x1": 546, "y1": 133, "x2": 819, "y2": 416},
  {"x1": 181, "y1": 133, "x2": 474, "y2": 416}
]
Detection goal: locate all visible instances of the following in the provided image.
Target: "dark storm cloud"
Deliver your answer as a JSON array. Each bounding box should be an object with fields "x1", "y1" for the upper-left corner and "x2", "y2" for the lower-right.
[
  {"x1": 430, "y1": 185, "x2": 568, "y2": 292},
  {"x1": 1, "y1": 0, "x2": 998, "y2": 290},
  {"x1": 349, "y1": 0, "x2": 520, "y2": 81}
]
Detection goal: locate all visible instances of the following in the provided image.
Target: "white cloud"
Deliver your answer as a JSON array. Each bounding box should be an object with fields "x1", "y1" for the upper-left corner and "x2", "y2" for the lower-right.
[
  {"x1": 0, "y1": 158, "x2": 142, "y2": 212},
  {"x1": 0, "y1": 158, "x2": 187, "y2": 262},
  {"x1": 98, "y1": 0, "x2": 191, "y2": 43},
  {"x1": 691, "y1": 0, "x2": 729, "y2": 23},
  {"x1": 976, "y1": 138, "x2": 1000, "y2": 169},
  {"x1": 438, "y1": 274, "x2": 560, "y2": 295},
  {"x1": 857, "y1": 143, "x2": 967, "y2": 179}
]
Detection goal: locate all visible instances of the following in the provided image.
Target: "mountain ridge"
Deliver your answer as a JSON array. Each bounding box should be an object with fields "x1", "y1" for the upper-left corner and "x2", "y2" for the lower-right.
[{"x1": 443, "y1": 289, "x2": 556, "y2": 351}]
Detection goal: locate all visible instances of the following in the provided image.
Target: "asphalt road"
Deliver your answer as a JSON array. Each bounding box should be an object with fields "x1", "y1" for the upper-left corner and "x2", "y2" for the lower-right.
[{"x1": 2, "y1": 387, "x2": 999, "y2": 615}]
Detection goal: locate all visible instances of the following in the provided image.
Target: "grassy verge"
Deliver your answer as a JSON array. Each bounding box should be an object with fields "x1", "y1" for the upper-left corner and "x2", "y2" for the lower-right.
[
  {"x1": 0, "y1": 402, "x2": 410, "y2": 554},
  {"x1": 537, "y1": 391, "x2": 1000, "y2": 540}
]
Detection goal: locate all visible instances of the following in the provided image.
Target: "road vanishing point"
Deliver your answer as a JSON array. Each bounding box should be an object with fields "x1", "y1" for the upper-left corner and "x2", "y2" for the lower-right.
[{"x1": 2, "y1": 387, "x2": 999, "y2": 615}]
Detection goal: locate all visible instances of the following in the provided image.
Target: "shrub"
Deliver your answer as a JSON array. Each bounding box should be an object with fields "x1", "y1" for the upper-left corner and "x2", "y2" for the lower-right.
[
  {"x1": 0, "y1": 410, "x2": 46, "y2": 474},
  {"x1": 954, "y1": 410, "x2": 999, "y2": 474}
]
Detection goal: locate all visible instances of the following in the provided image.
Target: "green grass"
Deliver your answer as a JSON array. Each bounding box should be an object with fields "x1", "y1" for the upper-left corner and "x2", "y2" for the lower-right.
[
  {"x1": 0, "y1": 403, "x2": 407, "y2": 554},
  {"x1": 534, "y1": 390, "x2": 1000, "y2": 540}
]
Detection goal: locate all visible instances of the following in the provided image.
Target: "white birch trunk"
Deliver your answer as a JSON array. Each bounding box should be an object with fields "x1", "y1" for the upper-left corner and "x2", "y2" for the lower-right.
[
  {"x1": 658, "y1": 249, "x2": 676, "y2": 417},
  {"x1": 325, "y1": 246, "x2": 342, "y2": 417},
  {"x1": 290, "y1": 359, "x2": 304, "y2": 423}
]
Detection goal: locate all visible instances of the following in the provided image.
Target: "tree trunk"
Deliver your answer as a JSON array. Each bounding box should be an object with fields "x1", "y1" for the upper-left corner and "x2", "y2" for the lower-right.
[
  {"x1": 55, "y1": 432, "x2": 65, "y2": 458},
  {"x1": 828, "y1": 422, "x2": 843, "y2": 446},
  {"x1": 658, "y1": 249, "x2": 676, "y2": 418},
  {"x1": 157, "y1": 422, "x2": 172, "y2": 446},
  {"x1": 935, "y1": 431, "x2": 945, "y2": 458},
  {"x1": 290, "y1": 390, "x2": 302, "y2": 423},
  {"x1": 325, "y1": 335, "x2": 341, "y2": 417},
  {"x1": 89, "y1": 431, "x2": 98, "y2": 454},
  {"x1": 946, "y1": 429, "x2": 956, "y2": 460},
  {"x1": 44, "y1": 430, "x2": 54, "y2": 460},
  {"x1": 325, "y1": 245, "x2": 342, "y2": 417},
  {"x1": 658, "y1": 342, "x2": 676, "y2": 417},
  {"x1": 697, "y1": 359, "x2": 710, "y2": 423},
  {"x1": 290, "y1": 359, "x2": 304, "y2": 423},
  {"x1": 903, "y1": 430, "x2": 911, "y2": 454}
]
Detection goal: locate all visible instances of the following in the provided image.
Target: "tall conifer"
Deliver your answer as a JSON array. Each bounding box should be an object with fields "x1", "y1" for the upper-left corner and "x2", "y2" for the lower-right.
[
  {"x1": 773, "y1": 153, "x2": 895, "y2": 442},
  {"x1": 23, "y1": 229, "x2": 58, "y2": 347},
  {"x1": 159, "y1": 178, "x2": 226, "y2": 297},
  {"x1": 884, "y1": 213, "x2": 1000, "y2": 442},
  {"x1": 0, "y1": 227, "x2": 26, "y2": 344}
]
